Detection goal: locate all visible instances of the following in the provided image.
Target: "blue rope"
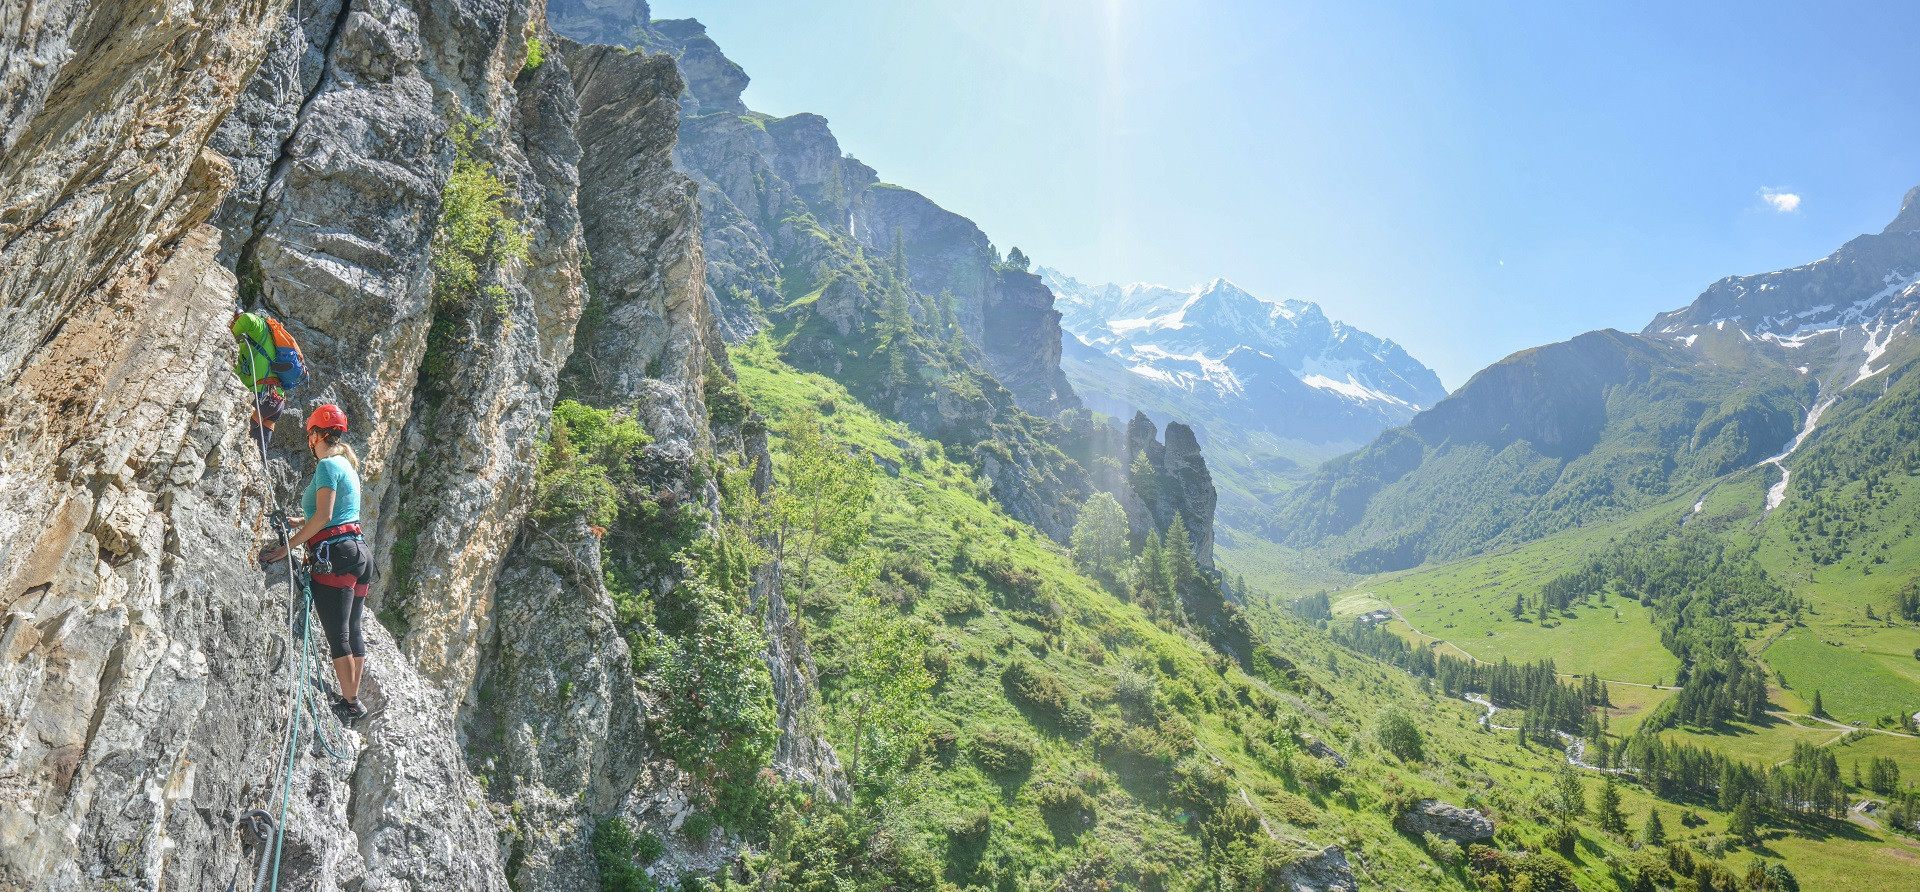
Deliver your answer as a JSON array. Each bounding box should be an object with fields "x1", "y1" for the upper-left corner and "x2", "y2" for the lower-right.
[{"x1": 267, "y1": 569, "x2": 313, "y2": 892}]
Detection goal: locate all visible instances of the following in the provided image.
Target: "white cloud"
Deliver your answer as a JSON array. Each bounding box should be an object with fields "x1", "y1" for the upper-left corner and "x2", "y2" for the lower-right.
[{"x1": 1761, "y1": 188, "x2": 1802, "y2": 213}]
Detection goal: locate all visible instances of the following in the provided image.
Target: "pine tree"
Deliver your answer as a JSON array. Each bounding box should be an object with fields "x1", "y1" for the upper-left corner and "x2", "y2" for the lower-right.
[
  {"x1": 1133, "y1": 530, "x2": 1172, "y2": 615},
  {"x1": 1128, "y1": 451, "x2": 1161, "y2": 504},
  {"x1": 1640, "y1": 806, "x2": 1667, "y2": 847},
  {"x1": 1512, "y1": 592, "x2": 1525, "y2": 618},
  {"x1": 1811, "y1": 690, "x2": 1827, "y2": 718},
  {"x1": 1555, "y1": 764, "x2": 1587, "y2": 821},
  {"x1": 1164, "y1": 513, "x2": 1201, "y2": 598},
  {"x1": 1729, "y1": 797, "x2": 1760, "y2": 845},
  {"x1": 1596, "y1": 775, "x2": 1627, "y2": 835}
]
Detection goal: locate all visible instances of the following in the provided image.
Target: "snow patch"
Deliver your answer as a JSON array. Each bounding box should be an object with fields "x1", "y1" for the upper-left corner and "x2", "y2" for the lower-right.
[
  {"x1": 1851, "y1": 322, "x2": 1896, "y2": 386},
  {"x1": 1300, "y1": 374, "x2": 1418, "y2": 409}
]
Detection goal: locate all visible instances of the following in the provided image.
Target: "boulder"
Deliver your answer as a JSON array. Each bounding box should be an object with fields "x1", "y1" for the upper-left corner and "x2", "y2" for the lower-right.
[
  {"x1": 1399, "y1": 799, "x2": 1495, "y2": 843},
  {"x1": 1302, "y1": 734, "x2": 1348, "y2": 768},
  {"x1": 1274, "y1": 845, "x2": 1358, "y2": 892}
]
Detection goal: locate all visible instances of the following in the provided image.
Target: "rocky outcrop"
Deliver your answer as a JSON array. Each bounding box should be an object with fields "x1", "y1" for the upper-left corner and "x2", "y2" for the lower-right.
[
  {"x1": 853, "y1": 185, "x2": 1080, "y2": 416},
  {"x1": 458, "y1": 40, "x2": 843, "y2": 889},
  {"x1": 563, "y1": 36, "x2": 838, "y2": 791},
  {"x1": 1275, "y1": 844, "x2": 1358, "y2": 892},
  {"x1": 547, "y1": 0, "x2": 648, "y2": 47},
  {"x1": 1123, "y1": 413, "x2": 1218, "y2": 568},
  {"x1": 1398, "y1": 799, "x2": 1496, "y2": 843},
  {"x1": 1300, "y1": 734, "x2": 1348, "y2": 768},
  {"x1": 550, "y1": 9, "x2": 1080, "y2": 420},
  {"x1": 647, "y1": 19, "x2": 750, "y2": 116},
  {"x1": 3, "y1": 0, "x2": 827, "y2": 888},
  {"x1": 206, "y1": 0, "x2": 588, "y2": 700},
  {"x1": 0, "y1": 224, "x2": 507, "y2": 889}
]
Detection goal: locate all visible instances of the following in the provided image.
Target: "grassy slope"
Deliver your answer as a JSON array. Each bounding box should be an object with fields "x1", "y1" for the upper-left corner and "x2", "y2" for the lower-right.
[
  {"x1": 735, "y1": 347, "x2": 1560, "y2": 890},
  {"x1": 730, "y1": 345, "x2": 1920, "y2": 889}
]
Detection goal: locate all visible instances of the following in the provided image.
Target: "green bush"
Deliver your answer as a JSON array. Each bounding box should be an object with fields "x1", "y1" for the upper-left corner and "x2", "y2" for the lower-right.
[
  {"x1": 592, "y1": 817, "x2": 658, "y2": 892},
  {"x1": 648, "y1": 563, "x2": 777, "y2": 815},
  {"x1": 634, "y1": 829, "x2": 664, "y2": 864},
  {"x1": 967, "y1": 730, "x2": 1038, "y2": 777},
  {"x1": 1374, "y1": 705, "x2": 1426, "y2": 762},
  {"x1": 681, "y1": 812, "x2": 713, "y2": 842},
  {"x1": 1032, "y1": 779, "x2": 1094, "y2": 821},
  {"x1": 704, "y1": 359, "x2": 752, "y2": 428},
  {"x1": 431, "y1": 116, "x2": 527, "y2": 319},
  {"x1": 1002, "y1": 659, "x2": 1092, "y2": 736},
  {"x1": 924, "y1": 720, "x2": 960, "y2": 766},
  {"x1": 533, "y1": 400, "x2": 652, "y2": 528}
]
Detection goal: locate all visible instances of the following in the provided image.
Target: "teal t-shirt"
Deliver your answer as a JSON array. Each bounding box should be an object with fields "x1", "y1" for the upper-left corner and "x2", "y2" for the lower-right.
[{"x1": 303, "y1": 455, "x2": 361, "y2": 527}]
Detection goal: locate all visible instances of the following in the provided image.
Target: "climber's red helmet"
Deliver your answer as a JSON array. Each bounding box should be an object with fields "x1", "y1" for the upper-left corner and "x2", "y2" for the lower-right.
[{"x1": 306, "y1": 403, "x2": 349, "y2": 435}]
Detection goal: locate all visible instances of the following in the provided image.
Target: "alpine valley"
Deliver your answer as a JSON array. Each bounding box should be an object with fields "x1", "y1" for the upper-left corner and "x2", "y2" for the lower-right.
[{"x1": 3, "y1": 1, "x2": 1919, "y2": 891}]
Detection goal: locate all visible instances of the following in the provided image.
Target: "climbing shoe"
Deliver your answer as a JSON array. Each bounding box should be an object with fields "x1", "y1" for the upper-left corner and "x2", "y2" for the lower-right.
[{"x1": 341, "y1": 699, "x2": 367, "y2": 721}]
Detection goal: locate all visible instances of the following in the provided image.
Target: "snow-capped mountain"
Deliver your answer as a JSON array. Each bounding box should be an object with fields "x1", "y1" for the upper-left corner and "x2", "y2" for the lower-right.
[
  {"x1": 1040, "y1": 268, "x2": 1447, "y2": 443},
  {"x1": 1644, "y1": 186, "x2": 1920, "y2": 391}
]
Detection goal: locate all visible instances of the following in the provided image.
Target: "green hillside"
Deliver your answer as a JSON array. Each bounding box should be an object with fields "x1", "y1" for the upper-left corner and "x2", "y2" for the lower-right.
[
  {"x1": 1243, "y1": 350, "x2": 1920, "y2": 890},
  {"x1": 595, "y1": 340, "x2": 1904, "y2": 892},
  {"x1": 1272, "y1": 330, "x2": 1812, "y2": 573}
]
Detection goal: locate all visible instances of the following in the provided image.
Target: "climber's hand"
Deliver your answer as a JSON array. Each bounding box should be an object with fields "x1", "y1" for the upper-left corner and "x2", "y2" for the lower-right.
[{"x1": 258, "y1": 545, "x2": 286, "y2": 566}]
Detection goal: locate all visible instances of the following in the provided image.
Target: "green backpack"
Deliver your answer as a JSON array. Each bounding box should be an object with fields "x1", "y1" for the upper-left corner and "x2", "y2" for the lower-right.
[{"x1": 231, "y1": 311, "x2": 309, "y2": 390}]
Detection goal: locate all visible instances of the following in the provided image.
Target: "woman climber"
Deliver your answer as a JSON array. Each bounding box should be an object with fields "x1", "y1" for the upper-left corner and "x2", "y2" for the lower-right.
[{"x1": 258, "y1": 404, "x2": 373, "y2": 720}]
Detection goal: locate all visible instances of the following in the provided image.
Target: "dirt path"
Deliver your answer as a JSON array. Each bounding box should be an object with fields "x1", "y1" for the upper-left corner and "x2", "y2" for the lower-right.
[
  {"x1": 1767, "y1": 710, "x2": 1920, "y2": 740},
  {"x1": 1848, "y1": 801, "x2": 1920, "y2": 851}
]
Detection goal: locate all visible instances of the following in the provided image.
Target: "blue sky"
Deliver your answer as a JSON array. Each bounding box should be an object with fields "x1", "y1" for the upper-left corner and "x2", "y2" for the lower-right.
[{"x1": 650, "y1": 1, "x2": 1920, "y2": 388}]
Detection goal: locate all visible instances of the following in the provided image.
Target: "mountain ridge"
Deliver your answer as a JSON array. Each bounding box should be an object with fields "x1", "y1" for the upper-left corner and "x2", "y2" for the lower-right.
[{"x1": 1273, "y1": 186, "x2": 1920, "y2": 571}]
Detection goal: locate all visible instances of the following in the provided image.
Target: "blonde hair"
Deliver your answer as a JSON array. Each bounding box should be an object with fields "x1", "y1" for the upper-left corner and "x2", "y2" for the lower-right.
[{"x1": 314, "y1": 431, "x2": 361, "y2": 473}]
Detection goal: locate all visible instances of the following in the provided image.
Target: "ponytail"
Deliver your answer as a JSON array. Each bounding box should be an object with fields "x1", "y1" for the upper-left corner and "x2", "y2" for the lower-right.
[{"x1": 317, "y1": 430, "x2": 361, "y2": 474}]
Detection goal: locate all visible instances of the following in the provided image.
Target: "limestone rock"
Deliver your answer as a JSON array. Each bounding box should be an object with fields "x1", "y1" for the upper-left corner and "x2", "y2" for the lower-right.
[
  {"x1": 1275, "y1": 845, "x2": 1358, "y2": 892},
  {"x1": 1301, "y1": 734, "x2": 1347, "y2": 768},
  {"x1": 547, "y1": 0, "x2": 649, "y2": 47},
  {"x1": 0, "y1": 0, "x2": 291, "y2": 384},
  {"x1": 0, "y1": 227, "x2": 501, "y2": 890},
  {"x1": 1399, "y1": 799, "x2": 1496, "y2": 843}
]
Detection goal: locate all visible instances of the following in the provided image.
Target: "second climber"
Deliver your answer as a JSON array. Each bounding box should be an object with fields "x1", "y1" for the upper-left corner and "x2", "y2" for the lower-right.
[{"x1": 259, "y1": 403, "x2": 374, "y2": 721}]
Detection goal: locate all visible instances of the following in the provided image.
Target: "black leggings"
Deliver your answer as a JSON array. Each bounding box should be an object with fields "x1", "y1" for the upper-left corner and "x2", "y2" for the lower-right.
[
  {"x1": 312, "y1": 582, "x2": 365, "y2": 659},
  {"x1": 310, "y1": 537, "x2": 371, "y2": 659}
]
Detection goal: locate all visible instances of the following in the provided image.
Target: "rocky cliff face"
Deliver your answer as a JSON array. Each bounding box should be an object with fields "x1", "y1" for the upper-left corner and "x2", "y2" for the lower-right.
[
  {"x1": 550, "y1": 13, "x2": 1080, "y2": 420},
  {"x1": 543, "y1": 11, "x2": 1121, "y2": 548},
  {"x1": 0, "y1": 0, "x2": 835, "y2": 888}
]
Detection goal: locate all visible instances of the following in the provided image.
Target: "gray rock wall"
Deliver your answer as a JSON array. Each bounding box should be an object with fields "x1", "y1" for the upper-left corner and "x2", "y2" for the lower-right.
[
  {"x1": 0, "y1": 0, "x2": 287, "y2": 384},
  {"x1": 1, "y1": 0, "x2": 826, "y2": 888}
]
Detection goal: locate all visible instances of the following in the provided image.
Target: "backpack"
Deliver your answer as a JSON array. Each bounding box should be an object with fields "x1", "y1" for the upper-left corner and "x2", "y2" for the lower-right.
[{"x1": 236, "y1": 312, "x2": 309, "y2": 391}]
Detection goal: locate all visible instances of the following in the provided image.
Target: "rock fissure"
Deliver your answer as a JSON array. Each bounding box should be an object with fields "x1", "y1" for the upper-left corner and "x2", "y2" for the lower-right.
[{"x1": 230, "y1": 0, "x2": 359, "y2": 286}]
